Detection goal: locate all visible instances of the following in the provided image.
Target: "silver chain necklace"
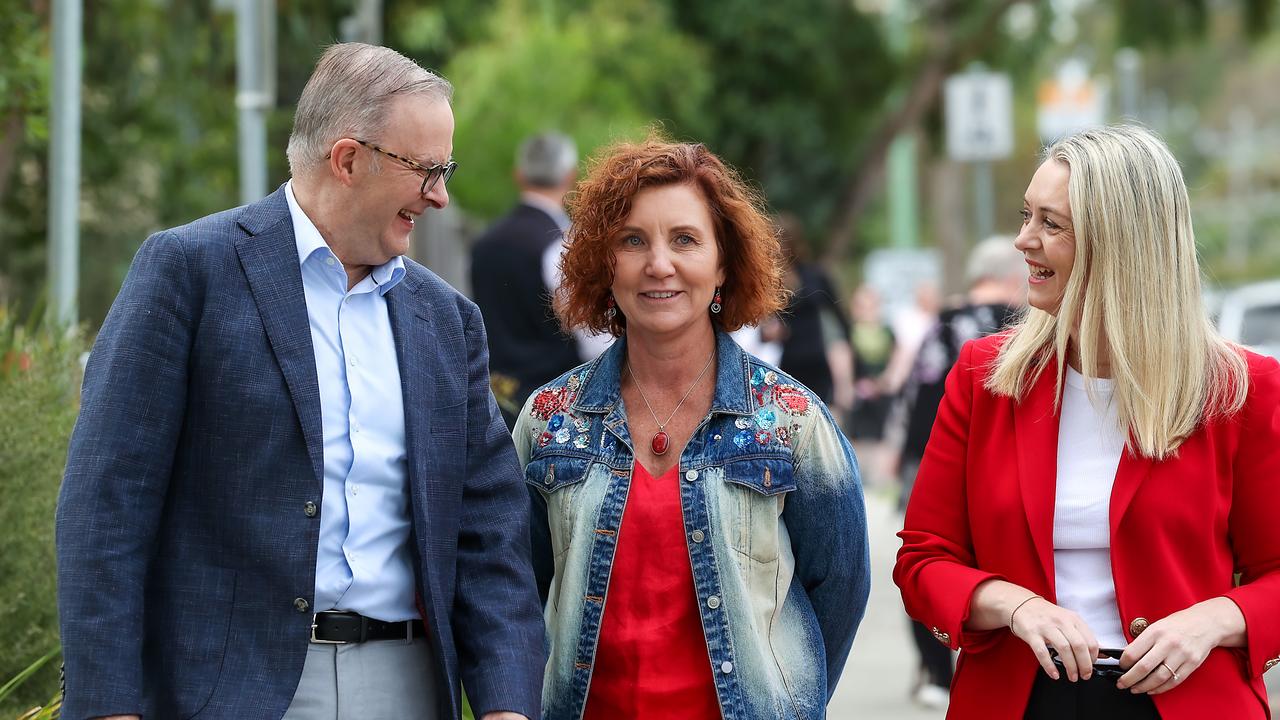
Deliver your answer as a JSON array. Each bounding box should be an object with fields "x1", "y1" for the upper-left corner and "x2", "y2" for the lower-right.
[{"x1": 626, "y1": 348, "x2": 716, "y2": 456}]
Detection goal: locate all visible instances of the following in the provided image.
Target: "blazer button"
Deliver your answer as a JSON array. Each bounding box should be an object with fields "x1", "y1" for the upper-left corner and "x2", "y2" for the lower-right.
[
  {"x1": 294, "y1": 597, "x2": 310, "y2": 613},
  {"x1": 1264, "y1": 657, "x2": 1280, "y2": 672},
  {"x1": 304, "y1": 501, "x2": 318, "y2": 517},
  {"x1": 1129, "y1": 617, "x2": 1150, "y2": 637}
]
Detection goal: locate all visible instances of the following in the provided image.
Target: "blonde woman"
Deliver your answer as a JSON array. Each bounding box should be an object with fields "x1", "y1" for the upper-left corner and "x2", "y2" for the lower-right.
[{"x1": 894, "y1": 125, "x2": 1280, "y2": 720}]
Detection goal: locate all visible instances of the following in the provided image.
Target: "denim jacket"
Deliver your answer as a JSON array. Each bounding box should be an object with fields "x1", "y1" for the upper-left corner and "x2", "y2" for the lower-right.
[{"x1": 514, "y1": 332, "x2": 871, "y2": 720}]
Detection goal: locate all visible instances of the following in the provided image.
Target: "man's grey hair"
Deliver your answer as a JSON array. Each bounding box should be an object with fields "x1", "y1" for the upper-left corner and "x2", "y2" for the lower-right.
[
  {"x1": 287, "y1": 43, "x2": 453, "y2": 178},
  {"x1": 965, "y1": 235, "x2": 1024, "y2": 287},
  {"x1": 517, "y1": 132, "x2": 578, "y2": 188}
]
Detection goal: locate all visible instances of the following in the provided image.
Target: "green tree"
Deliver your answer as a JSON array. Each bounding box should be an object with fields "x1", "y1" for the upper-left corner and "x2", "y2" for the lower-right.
[
  {"x1": 0, "y1": 309, "x2": 85, "y2": 716},
  {"x1": 439, "y1": 0, "x2": 712, "y2": 220}
]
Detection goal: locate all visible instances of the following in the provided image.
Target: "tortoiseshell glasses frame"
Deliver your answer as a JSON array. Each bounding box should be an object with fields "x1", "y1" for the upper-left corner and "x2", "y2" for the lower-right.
[{"x1": 354, "y1": 139, "x2": 457, "y2": 196}]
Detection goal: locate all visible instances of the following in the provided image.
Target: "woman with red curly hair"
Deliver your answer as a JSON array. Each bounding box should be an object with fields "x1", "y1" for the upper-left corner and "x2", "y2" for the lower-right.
[{"x1": 512, "y1": 137, "x2": 870, "y2": 720}]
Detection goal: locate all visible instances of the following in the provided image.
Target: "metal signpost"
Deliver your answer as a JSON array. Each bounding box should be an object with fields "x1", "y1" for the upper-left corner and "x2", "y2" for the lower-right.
[{"x1": 944, "y1": 67, "x2": 1014, "y2": 245}]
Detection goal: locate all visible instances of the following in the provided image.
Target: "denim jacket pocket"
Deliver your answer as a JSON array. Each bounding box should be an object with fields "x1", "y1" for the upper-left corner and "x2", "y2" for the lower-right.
[
  {"x1": 525, "y1": 453, "x2": 593, "y2": 559},
  {"x1": 721, "y1": 455, "x2": 796, "y2": 563}
]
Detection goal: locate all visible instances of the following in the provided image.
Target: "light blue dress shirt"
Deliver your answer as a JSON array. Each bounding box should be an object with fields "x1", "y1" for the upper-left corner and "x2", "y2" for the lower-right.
[{"x1": 285, "y1": 182, "x2": 416, "y2": 622}]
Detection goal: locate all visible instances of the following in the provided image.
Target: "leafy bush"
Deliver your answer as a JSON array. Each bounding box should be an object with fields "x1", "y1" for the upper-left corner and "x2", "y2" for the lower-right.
[{"x1": 0, "y1": 305, "x2": 84, "y2": 717}]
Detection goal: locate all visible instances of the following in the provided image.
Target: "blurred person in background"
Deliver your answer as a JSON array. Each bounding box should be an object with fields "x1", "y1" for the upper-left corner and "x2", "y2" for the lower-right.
[
  {"x1": 894, "y1": 235, "x2": 1025, "y2": 709},
  {"x1": 471, "y1": 131, "x2": 585, "y2": 428},
  {"x1": 517, "y1": 138, "x2": 870, "y2": 720},
  {"x1": 895, "y1": 125, "x2": 1280, "y2": 720},
  {"x1": 882, "y1": 281, "x2": 941, "y2": 395},
  {"x1": 776, "y1": 213, "x2": 855, "y2": 415},
  {"x1": 55, "y1": 44, "x2": 541, "y2": 720},
  {"x1": 846, "y1": 284, "x2": 896, "y2": 485}
]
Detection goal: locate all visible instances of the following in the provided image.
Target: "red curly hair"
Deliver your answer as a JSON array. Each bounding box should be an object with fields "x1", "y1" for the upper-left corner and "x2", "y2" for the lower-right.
[{"x1": 555, "y1": 136, "x2": 787, "y2": 336}]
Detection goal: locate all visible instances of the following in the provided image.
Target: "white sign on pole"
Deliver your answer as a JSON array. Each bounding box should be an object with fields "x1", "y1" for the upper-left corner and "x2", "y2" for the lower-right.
[{"x1": 945, "y1": 70, "x2": 1014, "y2": 162}]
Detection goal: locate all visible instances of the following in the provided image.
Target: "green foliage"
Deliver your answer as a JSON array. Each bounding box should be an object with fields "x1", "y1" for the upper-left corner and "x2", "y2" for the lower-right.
[
  {"x1": 664, "y1": 0, "x2": 894, "y2": 242},
  {"x1": 0, "y1": 648, "x2": 60, "y2": 720},
  {"x1": 0, "y1": 0, "x2": 49, "y2": 142},
  {"x1": 442, "y1": 0, "x2": 712, "y2": 220},
  {"x1": 0, "y1": 307, "x2": 85, "y2": 717}
]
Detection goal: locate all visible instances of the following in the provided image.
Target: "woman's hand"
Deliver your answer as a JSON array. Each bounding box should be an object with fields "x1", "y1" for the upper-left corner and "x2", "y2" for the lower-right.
[
  {"x1": 1008, "y1": 596, "x2": 1101, "y2": 682},
  {"x1": 967, "y1": 579, "x2": 1100, "y2": 682},
  {"x1": 1117, "y1": 597, "x2": 1246, "y2": 695}
]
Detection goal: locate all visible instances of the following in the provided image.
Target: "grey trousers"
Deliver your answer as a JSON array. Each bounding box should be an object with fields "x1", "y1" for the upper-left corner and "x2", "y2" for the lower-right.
[{"x1": 282, "y1": 637, "x2": 442, "y2": 720}]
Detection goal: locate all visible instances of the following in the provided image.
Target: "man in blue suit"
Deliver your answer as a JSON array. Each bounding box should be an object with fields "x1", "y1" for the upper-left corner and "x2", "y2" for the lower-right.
[{"x1": 55, "y1": 43, "x2": 542, "y2": 720}]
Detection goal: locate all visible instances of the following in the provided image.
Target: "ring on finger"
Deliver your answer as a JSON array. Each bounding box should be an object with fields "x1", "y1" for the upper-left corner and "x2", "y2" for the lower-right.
[{"x1": 1159, "y1": 661, "x2": 1179, "y2": 682}]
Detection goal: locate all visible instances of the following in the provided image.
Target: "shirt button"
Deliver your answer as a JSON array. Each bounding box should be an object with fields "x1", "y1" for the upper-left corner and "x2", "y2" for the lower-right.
[
  {"x1": 350, "y1": 485, "x2": 359, "y2": 496},
  {"x1": 720, "y1": 661, "x2": 734, "y2": 674},
  {"x1": 325, "y1": 257, "x2": 336, "y2": 266},
  {"x1": 707, "y1": 595, "x2": 721, "y2": 609},
  {"x1": 294, "y1": 597, "x2": 310, "y2": 613},
  {"x1": 685, "y1": 469, "x2": 699, "y2": 482},
  {"x1": 349, "y1": 356, "x2": 358, "y2": 367},
  {"x1": 691, "y1": 530, "x2": 705, "y2": 543},
  {"x1": 712, "y1": 434, "x2": 722, "y2": 442},
  {"x1": 303, "y1": 501, "x2": 318, "y2": 517}
]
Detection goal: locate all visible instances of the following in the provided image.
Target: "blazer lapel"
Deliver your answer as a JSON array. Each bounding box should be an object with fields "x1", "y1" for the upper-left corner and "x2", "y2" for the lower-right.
[
  {"x1": 385, "y1": 271, "x2": 438, "y2": 482},
  {"x1": 1014, "y1": 365, "x2": 1062, "y2": 594},
  {"x1": 385, "y1": 272, "x2": 444, "y2": 612},
  {"x1": 1109, "y1": 446, "x2": 1154, "y2": 534},
  {"x1": 234, "y1": 191, "x2": 325, "y2": 488}
]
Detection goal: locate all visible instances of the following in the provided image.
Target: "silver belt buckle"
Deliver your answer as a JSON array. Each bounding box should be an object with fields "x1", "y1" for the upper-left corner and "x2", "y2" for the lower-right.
[{"x1": 310, "y1": 612, "x2": 346, "y2": 644}]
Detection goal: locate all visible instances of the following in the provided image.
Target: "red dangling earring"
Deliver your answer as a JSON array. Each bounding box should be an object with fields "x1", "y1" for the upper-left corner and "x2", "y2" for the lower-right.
[
  {"x1": 605, "y1": 294, "x2": 617, "y2": 319},
  {"x1": 710, "y1": 287, "x2": 722, "y2": 314}
]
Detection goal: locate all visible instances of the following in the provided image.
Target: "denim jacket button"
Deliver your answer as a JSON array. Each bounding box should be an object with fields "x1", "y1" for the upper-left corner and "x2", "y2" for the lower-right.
[
  {"x1": 691, "y1": 530, "x2": 705, "y2": 543},
  {"x1": 685, "y1": 469, "x2": 699, "y2": 482},
  {"x1": 721, "y1": 661, "x2": 734, "y2": 674},
  {"x1": 707, "y1": 595, "x2": 721, "y2": 609}
]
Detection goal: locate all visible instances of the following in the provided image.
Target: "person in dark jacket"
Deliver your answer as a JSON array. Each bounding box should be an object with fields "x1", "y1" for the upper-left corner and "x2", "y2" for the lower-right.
[
  {"x1": 776, "y1": 214, "x2": 852, "y2": 408},
  {"x1": 471, "y1": 132, "x2": 582, "y2": 427}
]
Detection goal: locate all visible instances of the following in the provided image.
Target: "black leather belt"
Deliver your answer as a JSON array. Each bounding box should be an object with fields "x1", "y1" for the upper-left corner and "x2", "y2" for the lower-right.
[{"x1": 310, "y1": 611, "x2": 425, "y2": 644}]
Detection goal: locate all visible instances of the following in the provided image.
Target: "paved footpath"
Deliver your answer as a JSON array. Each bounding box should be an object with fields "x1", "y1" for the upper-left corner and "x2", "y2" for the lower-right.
[{"x1": 826, "y1": 490, "x2": 1279, "y2": 719}]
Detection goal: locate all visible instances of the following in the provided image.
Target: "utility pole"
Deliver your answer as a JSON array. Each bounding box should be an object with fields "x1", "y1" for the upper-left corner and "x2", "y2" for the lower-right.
[
  {"x1": 235, "y1": 0, "x2": 275, "y2": 204},
  {"x1": 48, "y1": 0, "x2": 83, "y2": 327}
]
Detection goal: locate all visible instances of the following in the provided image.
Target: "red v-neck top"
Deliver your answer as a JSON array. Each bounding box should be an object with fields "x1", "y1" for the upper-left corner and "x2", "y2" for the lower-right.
[{"x1": 582, "y1": 462, "x2": 722, "y2": 720}]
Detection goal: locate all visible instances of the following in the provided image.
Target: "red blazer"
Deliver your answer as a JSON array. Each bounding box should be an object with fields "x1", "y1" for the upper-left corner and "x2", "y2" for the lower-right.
[{"x1": 894, "y1": 334, "x2": 1280, "y2": 720}]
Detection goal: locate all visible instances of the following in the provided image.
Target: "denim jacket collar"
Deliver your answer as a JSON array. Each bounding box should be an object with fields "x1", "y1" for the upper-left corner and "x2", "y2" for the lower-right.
[{"x1": 571, "y1": 330, "x2": 755, "y2": 418}]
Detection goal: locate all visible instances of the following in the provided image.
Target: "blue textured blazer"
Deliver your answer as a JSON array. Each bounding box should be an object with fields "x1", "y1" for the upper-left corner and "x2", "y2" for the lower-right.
[{"x1": 55, "y1": 187, "x2": 544, "y2": 720}]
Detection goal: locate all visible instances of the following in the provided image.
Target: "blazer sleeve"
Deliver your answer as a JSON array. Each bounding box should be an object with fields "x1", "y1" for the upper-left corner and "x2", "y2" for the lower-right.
[
  {"x1": 55, "y1": 231, "x2": 194, "y2": 718},
  {"x1": 452, "y1": 302, "x2": 545, "y2": 719},
  {"x1": 785, "y1": 399, "x2": 871, "y2": 697},
  {"x1": 893, "y1": 339, "x2": 1006, "y2": 652},
  {"x1": 1222, "y1": 354, "x2": 1280, "y2": 678}
]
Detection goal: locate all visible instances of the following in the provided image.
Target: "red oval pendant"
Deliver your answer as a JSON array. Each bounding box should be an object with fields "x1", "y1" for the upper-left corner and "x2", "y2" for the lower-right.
[{"x1": 651, "y1": 430, "x2": 670, "y2": 455}]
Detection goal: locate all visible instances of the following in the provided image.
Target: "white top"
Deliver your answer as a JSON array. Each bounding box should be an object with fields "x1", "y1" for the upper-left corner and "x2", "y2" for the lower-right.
[{"x1": 1053, "y1": 367, "x2": 1127, "y2": 648}]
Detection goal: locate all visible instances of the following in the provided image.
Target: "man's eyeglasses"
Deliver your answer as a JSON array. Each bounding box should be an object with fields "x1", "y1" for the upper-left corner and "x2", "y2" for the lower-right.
[{"x1": 354, "y1": 139, "x2": 457, "y2": 196}]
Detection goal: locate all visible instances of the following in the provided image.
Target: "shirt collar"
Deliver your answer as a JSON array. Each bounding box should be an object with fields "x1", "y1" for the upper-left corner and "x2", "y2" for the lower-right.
[
  {"x1": 285, "y1": 180, "x2": 406, "y2": 295},
  {"x1": 520, "y1": 192, "x2": 570, "y2": 232}
]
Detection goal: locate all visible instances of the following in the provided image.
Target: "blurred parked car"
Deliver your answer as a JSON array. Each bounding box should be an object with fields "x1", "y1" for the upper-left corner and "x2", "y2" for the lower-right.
[{"x1": 1217, "y1": 279, "x2": 1280, "y2": 360}]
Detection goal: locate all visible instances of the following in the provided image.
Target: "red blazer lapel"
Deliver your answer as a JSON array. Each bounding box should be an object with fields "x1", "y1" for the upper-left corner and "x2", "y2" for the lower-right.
[
  {"x1": 1014, "y1": 364, "x2": 1062, "y2": 596},
  {"x1": 1109, "y1": 446, "x2": 1154, "y2": 535}
]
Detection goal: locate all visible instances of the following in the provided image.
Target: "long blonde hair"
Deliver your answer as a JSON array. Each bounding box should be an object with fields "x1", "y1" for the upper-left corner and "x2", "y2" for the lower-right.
[{"x1": 986, "y1": 125, "x2": 1248, "y2": 459}]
